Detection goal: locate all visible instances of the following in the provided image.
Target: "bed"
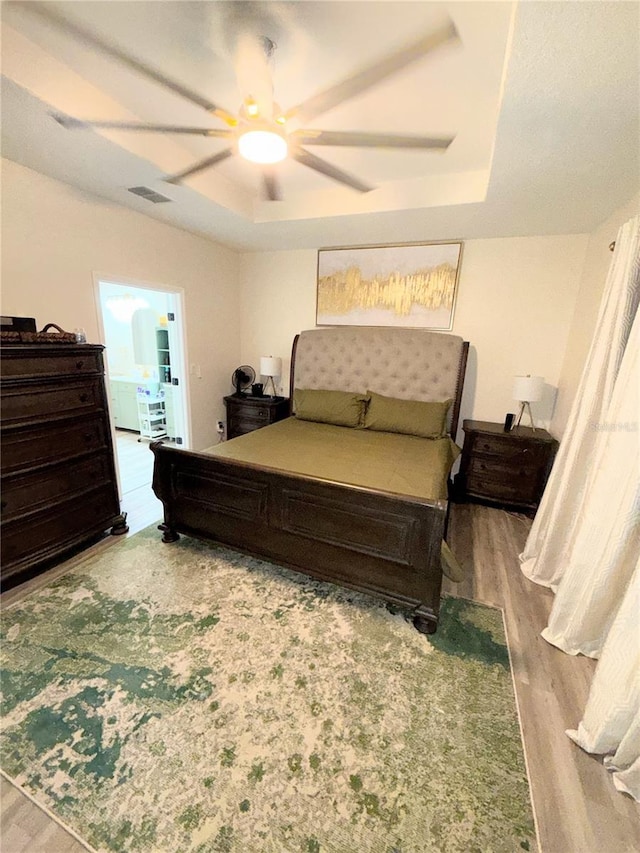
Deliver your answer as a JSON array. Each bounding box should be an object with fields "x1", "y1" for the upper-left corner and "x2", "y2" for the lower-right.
[{"x1": 151, "y1": 327, "x2": 468, "y2": 634}]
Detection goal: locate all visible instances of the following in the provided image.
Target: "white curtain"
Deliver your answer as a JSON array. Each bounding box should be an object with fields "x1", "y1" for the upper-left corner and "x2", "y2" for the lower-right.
[
  {"x1": 566, "y1": 557, "x2": 640, "y2": 799},
  {"x1": 520, "y1": 214, "x2": 640, "y2": 589},
  {"x1": 520, "y1": 214, "x2": 640, "y2": 801},
  {"x1": 541, "y1": 305, "x2": 640, "y2": 657}
]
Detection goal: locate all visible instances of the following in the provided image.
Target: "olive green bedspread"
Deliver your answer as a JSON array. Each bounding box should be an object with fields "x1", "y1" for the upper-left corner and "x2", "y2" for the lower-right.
[{"x1": 204, "y1": 416, "x2": 460, "y2": 503}]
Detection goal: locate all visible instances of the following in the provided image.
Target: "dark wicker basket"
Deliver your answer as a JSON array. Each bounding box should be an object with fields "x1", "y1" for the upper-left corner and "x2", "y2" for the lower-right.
[{"x1": 0, "y1": 323, "x2": 76, "y2": 344}]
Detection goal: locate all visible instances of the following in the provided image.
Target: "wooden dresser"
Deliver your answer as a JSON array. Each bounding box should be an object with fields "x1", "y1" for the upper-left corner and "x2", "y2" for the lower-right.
[
  {"x1": 454, "y1": 419, "x2": 558, "y2": 515},
  {"x1": 224, "y1": 394, "x2": 290, "y2": 440},
  {"x1": 1, "y1": 343, "x2": 128, "y2": 586}
]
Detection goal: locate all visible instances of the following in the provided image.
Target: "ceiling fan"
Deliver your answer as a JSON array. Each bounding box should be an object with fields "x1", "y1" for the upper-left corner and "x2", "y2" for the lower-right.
[{"x1": 26, "y1": 3, "x2": 460, "y2": 201}]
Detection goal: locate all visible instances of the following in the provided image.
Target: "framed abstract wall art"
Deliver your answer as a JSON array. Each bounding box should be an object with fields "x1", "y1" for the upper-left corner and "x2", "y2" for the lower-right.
[{"x1": 316, "y1": 241, "x2": 463, "y2": 330}]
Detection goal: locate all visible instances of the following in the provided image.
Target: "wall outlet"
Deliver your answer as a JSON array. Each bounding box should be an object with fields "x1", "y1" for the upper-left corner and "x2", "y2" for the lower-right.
[{"x1": 216, "y1": 421, "x2": 224, "y2": 433}]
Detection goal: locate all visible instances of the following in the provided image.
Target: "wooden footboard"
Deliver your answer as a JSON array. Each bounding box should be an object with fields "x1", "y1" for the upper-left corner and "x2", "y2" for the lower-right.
[{"x1": 151, "y1": 441, "x2": 447, "y2": 633}]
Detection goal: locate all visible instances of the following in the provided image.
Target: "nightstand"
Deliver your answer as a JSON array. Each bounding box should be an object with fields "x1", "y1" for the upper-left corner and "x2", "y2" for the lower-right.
[
  {"x1": 454, "y1": 419, "x2": 558, "y2": 515},
  {"x1": 224, "y1": 395, "x2": 290, "y2": 440}
]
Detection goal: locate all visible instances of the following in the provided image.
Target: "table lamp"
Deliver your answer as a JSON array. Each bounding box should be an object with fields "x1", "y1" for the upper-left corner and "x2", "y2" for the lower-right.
[
  {"x1": 260, "y1": 356, "x2": 282, "y2": 398},
  {"x1": 513, "y1": 375, "x2": 544, "y2": 430}
]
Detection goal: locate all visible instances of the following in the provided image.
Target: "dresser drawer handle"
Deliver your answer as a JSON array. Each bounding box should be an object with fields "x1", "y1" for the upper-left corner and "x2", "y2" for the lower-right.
[
  {"x1": 79, "y1": 393, "x2": 89, "y2": 403},
  {"x1": 76, "y1": 360, "x2": 84, "y2": 369},
  {"x1": 0, "y1": 499, "x2": 7, "y2": 512},
  {"x1": 84, "y1": 432, "x2": 94, "y2": 442}
]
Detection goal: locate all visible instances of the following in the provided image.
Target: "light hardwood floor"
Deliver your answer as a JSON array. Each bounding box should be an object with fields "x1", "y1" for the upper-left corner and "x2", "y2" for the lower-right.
[
  {"x1": 2, "y1": 499, "x2": 639, "y2": 852},
  {"x1": 114, "y1": 430, "x2": 164, "y2": 532}
]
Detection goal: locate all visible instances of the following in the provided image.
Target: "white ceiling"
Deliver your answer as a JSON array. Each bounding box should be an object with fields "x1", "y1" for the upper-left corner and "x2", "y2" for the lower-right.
[{"x1": 1, "y1": 1, "x2": 638, "y2": 251}]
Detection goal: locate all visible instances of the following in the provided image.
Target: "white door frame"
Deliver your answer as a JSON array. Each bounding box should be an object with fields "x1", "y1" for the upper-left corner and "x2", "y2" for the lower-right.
[{"x1": 92, "y1": 273, "x2": 192, "y2": 492}]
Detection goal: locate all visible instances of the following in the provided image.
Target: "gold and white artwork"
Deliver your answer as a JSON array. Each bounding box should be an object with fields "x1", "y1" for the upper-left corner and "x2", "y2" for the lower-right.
[{"x1": 317, "y1": 242, "x2": 463, "y2": 330}]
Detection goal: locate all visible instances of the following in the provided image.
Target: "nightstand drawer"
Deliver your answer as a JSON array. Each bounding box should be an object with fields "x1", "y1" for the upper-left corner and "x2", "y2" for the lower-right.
[
  {"x1": 455, "y1": 419, "x2": 558, "y2": 514},
  {"x1": 466, "y1": 473, "x2": 538, "y2": 504},
  {"x1": 468, "y1": 456, "x2": 539, "y2": 479},
  {"x1": 233, "y1": 404, "x2": 272, "y2": 422},
  {"x1": 229, "y1": 419, "x2": 266, "y2": 436},
  {"x1": 224, "y1": 394, "x2": 290, "y2": 440},
  {"x1": 471, "y1": 433, "x2": 540, "y2": 464}
]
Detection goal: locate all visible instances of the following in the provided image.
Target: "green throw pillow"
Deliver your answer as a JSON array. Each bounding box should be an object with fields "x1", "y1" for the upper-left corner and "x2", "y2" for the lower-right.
[
  {"x1": 364, "y1": 390, "x2": 452, "y2": 438},
  {"x1": 294, "y1": 389, "x2": 369, "y2": 428}
]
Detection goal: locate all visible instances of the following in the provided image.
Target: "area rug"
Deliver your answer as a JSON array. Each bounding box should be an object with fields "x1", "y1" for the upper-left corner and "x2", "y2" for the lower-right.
[{"x1": 1, "y1": 527, "x2": 536, "y2": 853}]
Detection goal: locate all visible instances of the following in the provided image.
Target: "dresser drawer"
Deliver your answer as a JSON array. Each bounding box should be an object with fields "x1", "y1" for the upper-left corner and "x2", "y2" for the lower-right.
[
  {"x1": 1, "y1": 485, "x2": 119, "y2": 579},
  {"x1": 1, "y1": 415, "x2": 110, "y2": 474},
  {"x1": 1, "y1": 453, "x2": 114, "y2": 521},
  {"x1": 0, "y1": 342, "x2": 125, "y2": 586},
  {"x1": 1, "y1": 485, "x2": 120, "y2": 578},
  {"x1": 1, "y1": 378, "x2": 104, "y2": 425},
  {"x1": 0, "y1": 348, "x2": 102, "y2": 380}
]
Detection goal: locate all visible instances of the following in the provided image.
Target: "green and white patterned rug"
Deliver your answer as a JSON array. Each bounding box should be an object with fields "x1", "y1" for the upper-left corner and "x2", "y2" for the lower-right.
[{"x1": 1, "y1": 527, "x2": 536, "y2": 853}]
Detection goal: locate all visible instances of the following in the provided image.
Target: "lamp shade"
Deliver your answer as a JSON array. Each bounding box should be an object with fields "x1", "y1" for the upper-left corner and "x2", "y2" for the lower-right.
[
  {"x1": 513, "y1": 375, "x2": 544, "y2": 403},
  {"x1": 260, "y1": 356, "x2": 282, "y2": 377}
]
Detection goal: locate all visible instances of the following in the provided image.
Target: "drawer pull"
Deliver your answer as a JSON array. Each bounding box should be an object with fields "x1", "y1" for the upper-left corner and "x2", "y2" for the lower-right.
[
  {"x1": 76, "y1": 360, "x2": 84, "y2": 369},
  {"x1": 84, "y1": 432, "x2": 94, "y2": 442},
  {"x1": 1, "y1": 500, "x2": 7, "y2": 512},
  {"x1": 79, "y1": 393, "x2": 89, "y2": 403}
]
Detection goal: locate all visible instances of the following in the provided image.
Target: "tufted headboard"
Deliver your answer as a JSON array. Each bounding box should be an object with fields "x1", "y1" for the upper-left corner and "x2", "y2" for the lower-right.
[{"x1": 290, "y1": 327, "x2": 469, "y2": 438}]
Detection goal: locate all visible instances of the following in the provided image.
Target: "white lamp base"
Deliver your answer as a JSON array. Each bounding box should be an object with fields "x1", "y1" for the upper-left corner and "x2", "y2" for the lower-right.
[{"x1": 516, "y1": 401, "x2": 536, "y2": 430}]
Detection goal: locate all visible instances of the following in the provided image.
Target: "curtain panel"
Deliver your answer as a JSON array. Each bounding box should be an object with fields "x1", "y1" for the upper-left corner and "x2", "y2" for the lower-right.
[
  {"x1": 519, "y1": 214, "x2": 640, "y2": 801},
  {"x1": 541, "y1": 305, "x2": 639, "y2": 657},
  {"x1": 520, "y1": 214, "x2": 640, "y2": 589},
  {"x1": 566, "y1": 558, "x2": 640, "y2": 799}
]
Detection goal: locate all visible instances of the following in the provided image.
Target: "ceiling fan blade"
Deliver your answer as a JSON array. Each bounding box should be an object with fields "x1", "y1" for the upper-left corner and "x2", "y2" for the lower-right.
[
  {"x1": 284, "y1": 21, "x2": 459, "y2": 124},
  {"x1": 52, "y1": 115, "x2": 234, "y2": 138},
  {"x1": 292, "y1": 148, "x2": 373, "y2": 193},
  {"x1": 164, "y1": 149, "x2": 234, "y2": 184},
  {"x1": 294, "y1": 130, "x2": 454, "y2": 150},
  {"x1": 24, "y1": 2, "x2": 237, "y2": 125},
  {"x1": 262, "y1": 169, "x2": 282, "y2": 201}
]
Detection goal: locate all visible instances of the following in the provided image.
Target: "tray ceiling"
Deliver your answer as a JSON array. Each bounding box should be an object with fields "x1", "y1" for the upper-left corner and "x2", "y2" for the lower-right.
[{"x1": 1, "y1": 1, "x2": 638, "y2": 250}]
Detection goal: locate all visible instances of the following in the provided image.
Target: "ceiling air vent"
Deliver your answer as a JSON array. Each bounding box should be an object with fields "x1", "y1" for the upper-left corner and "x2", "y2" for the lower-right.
[{"x1": 127, "y1": 186, "x2": 172, "y2": 204}]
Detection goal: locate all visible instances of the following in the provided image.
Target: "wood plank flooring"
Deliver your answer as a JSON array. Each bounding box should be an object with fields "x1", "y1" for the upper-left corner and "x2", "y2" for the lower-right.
[
  {"x1": 2, "y1": 500, "x2": 639, "y2": 852},
  {"x1": 114, "y1": 430, "x2": 163, "y2": 531}
]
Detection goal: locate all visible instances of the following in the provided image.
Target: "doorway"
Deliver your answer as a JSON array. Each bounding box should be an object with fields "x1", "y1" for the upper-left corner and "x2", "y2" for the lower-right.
[{"x1": 94, "y1": 278, "x2": 190, "y2": 529}]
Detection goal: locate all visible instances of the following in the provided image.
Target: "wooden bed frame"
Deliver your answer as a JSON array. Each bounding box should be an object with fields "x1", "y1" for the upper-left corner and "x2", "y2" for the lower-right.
[{"x1": 151, "y1": 328, "x2": 468, "y2": 634}]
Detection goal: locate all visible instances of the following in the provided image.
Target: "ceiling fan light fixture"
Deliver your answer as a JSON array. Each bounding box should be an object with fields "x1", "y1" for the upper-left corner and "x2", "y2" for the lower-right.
[
  {"x1": 238, "y1": 128, "x2": 288, "y2": 164},
  {"x1": 245, "y1": 98, "x2": 259, "y2": 118}
]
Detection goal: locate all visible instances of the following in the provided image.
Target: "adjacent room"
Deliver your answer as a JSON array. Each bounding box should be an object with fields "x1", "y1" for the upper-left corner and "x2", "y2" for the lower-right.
[{"x1": 1, "y1": 2, "x2": 638, "y2": 852}]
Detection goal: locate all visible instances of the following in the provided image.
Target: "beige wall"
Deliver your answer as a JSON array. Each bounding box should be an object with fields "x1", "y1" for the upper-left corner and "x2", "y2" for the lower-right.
[
  {"x1": 240, "y1": 235, "x2": 588, "y2": 439},
  {"x1": 6, "y1": 153, "x2": 633, "y2": 451},
  {"x1": 551, "y1": 192, "x2": 640, "y2": 437},
  {"x1": 1, "y1": 158, "x2": 241, "y2": 450}
]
